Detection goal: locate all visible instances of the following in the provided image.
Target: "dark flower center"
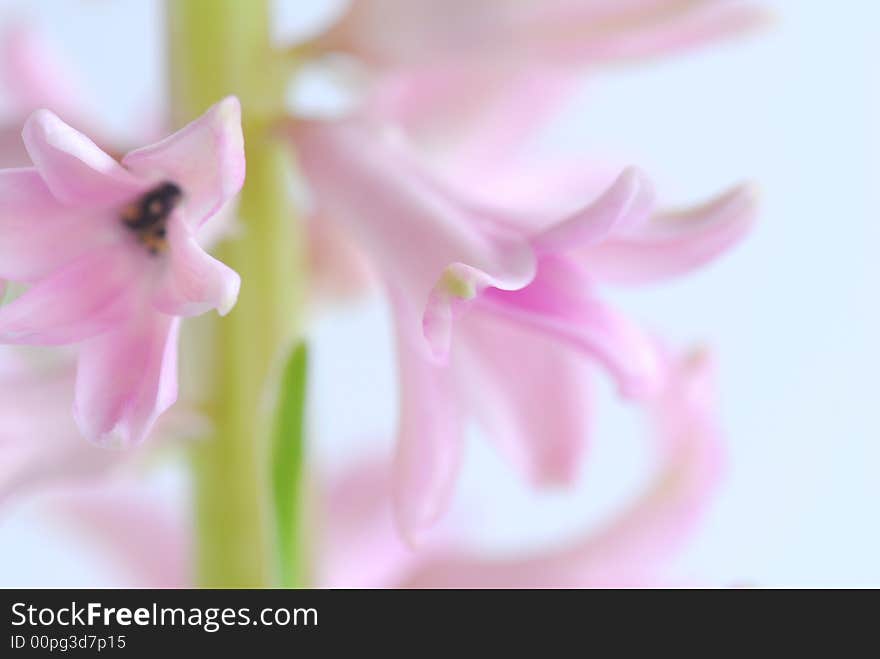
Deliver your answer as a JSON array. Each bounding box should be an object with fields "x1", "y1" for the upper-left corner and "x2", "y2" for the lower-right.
[{"x1": 121, "y1": 181, "x2": 182, "y2": 255}]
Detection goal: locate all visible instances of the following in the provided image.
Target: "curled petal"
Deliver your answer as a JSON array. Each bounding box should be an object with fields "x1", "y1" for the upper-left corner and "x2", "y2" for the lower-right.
[
  {"x1": 480, "y1": 255, "x2": 662, "y2": 399},
  {"x1": 398, "y1": 348, "x2": 725, "y2": 588},
  {"x1": 0, "y1": 247, "x2": 138, "y2": 345},
  {"x1": 391, "y1": 289, "x2": 464, "y2": 543},
  {"x1": 289, "y1": 119, "x2": 536, "y2": 357},
  {"x1": 457, "y1": 309, "x2": 591, "y2": 486},
  {"x1": 583, "y1": 183, "x2": 759, "y2": 285},
  {"x1": 533, "y1": 167, "x2": 655, "y2": 254},
  {"x1": 22, "y1": 109, "x2": 143, "y2": 206},
  {"x1": 122, "y1": 96, "x2": 245, "y2": 229},
  {"x1": 151, "y1": 213, "x2": 240, "y2": 317},
  {"x1": 74, "y1": 312, "x2": 180, "y2": 446},
  {"x1": 0, "y1": 168, "x2": 119, "y2": 281}
]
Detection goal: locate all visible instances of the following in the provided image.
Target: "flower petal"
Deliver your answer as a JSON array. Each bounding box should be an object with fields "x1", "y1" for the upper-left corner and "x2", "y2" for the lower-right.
[
  {"x1": 391, "y1": 288, "x2": 464, "y2": 543},
  {"x1": 0, "y1": 359, "x2": 119, "y2": 503},
  {"x1": 49, "y1": 483, "x2": 189, "y2": 588},
  {"x1": 307, "y1": 211, "x2": 377, "y2": 301},
  {"x1": 479, "y1": 255, "x2": 662, "y2": 399},
  {"x1": 290, "y1": 118, "x2": 536, "y2": 357},
  {"x1": 0, "y1": 124, "x2": 29, "y2": 168},
  {"x1": 533, "y1": 167, "x2": 655, "y2": 254},
  {"x1": 318, "y1": 0, "x2": 766, "y2": 69},
  {"x1": 398, "y1": 348, "x2": 725, "y2": 588},
  {"x1": 371, "y1": 68, "x2": 579, "y2": 175},
  {"x1": 583, "y1": 183, "x2": 758, "y2": 285},
  {"x1": 457, "y1": 308, "x2": 591, "y2": 486},
  {"x1": 0, "y1": 168, "x2": 119, "y2": 281},
  {"x1": 0, "y1": 246, "x2": 139, "y2": 345},
  {"x1": 1, "y1": 23, "x2": 86, "y2": 122},
  {"x1": 21, "y1": 109, "x2": 144, "y2": 206},
  {"x1": 74, "y1": 312, "x2": 180, "y2": 446},
  {"x1": 122, "y1": 96, "x2": 245, "y2": 229},
  {"x1": 531, "y1": 0, "x2": 770, "y2": 65},
  {"x1": 317, "y1": 458, "x2": 422, "y2": 588},
  {"x1": 151, "y1": 213, "x2": 241, "y2": 317}
]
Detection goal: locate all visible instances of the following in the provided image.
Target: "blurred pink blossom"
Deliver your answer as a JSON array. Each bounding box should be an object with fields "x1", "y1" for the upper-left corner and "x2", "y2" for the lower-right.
[
  {"x1": 0, "y1": 98, "x2": 243, "y2": 445},
  {"x1": 42, "y1": 347, "x2": 722, "y2": 588},
  {"x1": 325, "y1": 0, "x2": 766, "y2": 159},
  {"x1": 283, "y1": 0, "x2": 760, "y2": 540},
  {"x1": 317, "y1": 0, "x2": 767, "y2": 71},
  {"x1": 301, "y1": 1, "x2": 765, "y2": 303},
  {"x1": 0, "y1": 24, "x2": 86, "y2": 167},
  {"x1": 287, "y1": 117, "x2": 751, "y2": 541},
  {"x1": 0, "y1": 348, "x2": 206, "y2": 506}
]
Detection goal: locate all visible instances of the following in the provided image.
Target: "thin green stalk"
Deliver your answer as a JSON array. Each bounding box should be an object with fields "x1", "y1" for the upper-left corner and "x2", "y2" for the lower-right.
[
  {"x1": 167, "y1": 0, "x2": 307, "y2": 587},
  {"x1": 271, "y1": 343, "x2": 309, "y2": 588}
]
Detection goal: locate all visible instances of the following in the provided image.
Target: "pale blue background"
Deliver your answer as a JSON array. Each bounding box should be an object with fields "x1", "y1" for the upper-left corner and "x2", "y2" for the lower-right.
[{"x1": 0, "y1": 1, "x2": 877, "y2": 587}]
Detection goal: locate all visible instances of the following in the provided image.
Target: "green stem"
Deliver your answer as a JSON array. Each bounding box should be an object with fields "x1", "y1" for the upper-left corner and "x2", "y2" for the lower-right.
[
  {"x1": 167, "y1": 0, "x2": 306, "y2": 587},
  {"x1": 271, "y1": 343, "x2": 309, "y2": 588}
]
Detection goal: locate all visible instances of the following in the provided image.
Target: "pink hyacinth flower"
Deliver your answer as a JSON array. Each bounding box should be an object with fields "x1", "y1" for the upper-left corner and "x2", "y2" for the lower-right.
[
  {"x1": 289, "y1": 119, "x2": 673, "y2": 540},
  {"x1": 0, "y1": 348, "x2": 206, "y2": 505},
  {"x1": 393, "y1": 348, "x2": 725, "y2": 588},
  {"x1": 317, "y1": 0, "x2": 767, "y2": 71},
  {"x1": 291, "y1": 2, "x2": 764, "y2": 305},
  {"x1": 0, "y1": 97, "x2": 244, "y2": 445},
  {"x1": 439, "y1": 155, "x2": 760, "y2": 288},
  {"x1": 315, "y1": 348, "x2": 724, "y2": 587},
  {"x1": 313, "y1": 0, "x2": 767, "y2": 187},
  {"x1": 0, "y1": 23, "x2": 100, "y2": 168},
  {"x1": 43, "y1": 347, "x2": 723, "y2": 588}
]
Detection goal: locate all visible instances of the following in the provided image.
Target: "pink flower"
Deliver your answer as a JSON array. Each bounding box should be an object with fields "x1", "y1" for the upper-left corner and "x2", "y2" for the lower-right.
[
  {"x1": 322, "y1": 348, "x2": 724, "y2": 588},
  {"x1": 0, "y1": 348, "x2": 205, "y2": 505},
  {"x1": 41, "y1": 347, "x2": 723, "y2": 588},
  {"x1": 0, "y1": 24, "x2": 101, "y2": 168},
  {"x1": 306, "y1": 212, "x2": 377, "y2": 304},
  {"x1": 293, "y1": 2, "x2": 765, "y2": 304},
  {"x1": 287, "y1": 118, "x2": 743, "y2": 540},
  {"x1": 0, "y1": 97, "x2": 244, "y2": 445},
  {"x1": 311, "y1": 1, "x2": 766, "y2": 160},
  {"x1": 317, "y1": 0, "x2": 767, "y2": 71},
  {"x1": 46, "y1": 479, "x2": 191, "y2": 589},
  {"x1": 398, "y1": 350, "x2": 724, "y2": 588}
]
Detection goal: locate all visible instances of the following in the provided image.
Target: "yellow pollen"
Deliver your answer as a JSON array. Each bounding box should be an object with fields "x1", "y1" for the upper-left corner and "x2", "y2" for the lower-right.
[{"x1": 440, "y1": 269, "x2": 476, "y2": 300}]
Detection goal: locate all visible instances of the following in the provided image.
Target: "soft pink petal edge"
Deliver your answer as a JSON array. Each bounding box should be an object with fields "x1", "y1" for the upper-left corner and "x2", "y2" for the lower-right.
[{"x1": 122, "y1": 96, "x2": 245, "y2": 229}]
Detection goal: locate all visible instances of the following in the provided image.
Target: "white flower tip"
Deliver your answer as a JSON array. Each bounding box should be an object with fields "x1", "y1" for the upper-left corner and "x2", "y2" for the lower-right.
[
  {"x1": 214, "y1": 95, "x2": 242, "y2": 122},
  {"x1": 72, "y1": 403, "x2": 123, "y2": 449},
  {"x1": 617, "y1": 165, "x2": 656, "y2": 213},
  {"x1": 21, "y1": 107, "x2": 60, "y2": 140},
  {"x1": 711, "y1": 181, "x2": 761, "y2": 232},
  {"x1": 216, "y1": 273, "x2": 241, "y2": 317},
  {"x1": 735, "y1": 180, "x2": 762, "y2": 208}
]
